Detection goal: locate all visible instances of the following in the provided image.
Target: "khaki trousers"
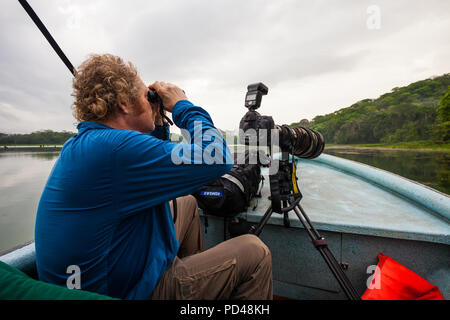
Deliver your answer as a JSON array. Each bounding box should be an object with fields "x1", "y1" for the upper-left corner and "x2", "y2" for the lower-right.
[{"x1": 150, "y1": 195, "x2": 273, "y2": 300}]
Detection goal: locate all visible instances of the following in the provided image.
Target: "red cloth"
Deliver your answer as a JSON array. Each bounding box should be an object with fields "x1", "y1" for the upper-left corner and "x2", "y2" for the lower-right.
[{"x1": 362, "y1": 253, "x2": 443, "y2": 300}]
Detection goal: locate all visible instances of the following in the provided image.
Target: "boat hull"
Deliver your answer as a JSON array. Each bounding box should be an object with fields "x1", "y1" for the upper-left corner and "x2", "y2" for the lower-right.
[{"x1": 201, "y1": 214, "x2": 449, "y2": 299}]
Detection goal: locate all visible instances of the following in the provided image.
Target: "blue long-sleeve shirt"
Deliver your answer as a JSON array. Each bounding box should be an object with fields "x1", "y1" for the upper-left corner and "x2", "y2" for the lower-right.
[{"x1": 35, "y1": 100, "x2": 232, "y2": 299}]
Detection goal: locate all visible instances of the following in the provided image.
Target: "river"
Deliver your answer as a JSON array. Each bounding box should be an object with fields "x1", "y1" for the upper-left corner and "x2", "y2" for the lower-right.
[
  {"x1": 0, "y1": 147, "x2": 448, "y2": 253},
  {"x1": 0, "y1": 150, "x2": 59, "y2": 253},
  {"x1": 324, "y1": 147, "x2": 449, "y2": 195}
]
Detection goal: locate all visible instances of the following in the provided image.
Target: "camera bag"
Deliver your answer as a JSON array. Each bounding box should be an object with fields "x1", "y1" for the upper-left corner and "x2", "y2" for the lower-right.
[{"x1": 193, "y1": 155, "x2": 262, "y2": 217}]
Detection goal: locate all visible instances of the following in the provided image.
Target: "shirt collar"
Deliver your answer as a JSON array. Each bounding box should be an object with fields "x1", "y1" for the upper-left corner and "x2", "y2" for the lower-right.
[{"x1": 77, "y1": 121, "x2": 113, "y2": 131}]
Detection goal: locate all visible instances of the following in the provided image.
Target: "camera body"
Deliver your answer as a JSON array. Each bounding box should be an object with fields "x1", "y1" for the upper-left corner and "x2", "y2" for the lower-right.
[
  {"x1": 239, "y1": 83, "x2": 275, "y2": 147},
  {"x1": 239, "y1": 110, "x2": 275, "y2": 145},
  {"x1": 239, "y1": 82, "x2": 325, "y2": 159}
]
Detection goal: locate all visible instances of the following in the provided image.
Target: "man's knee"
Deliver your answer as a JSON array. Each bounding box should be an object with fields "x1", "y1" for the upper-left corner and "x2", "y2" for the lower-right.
[
  {"x1": 186, "y1": 195, "x2": 199, "y2": 219},
  {"x1": 185, "y1": 195, "x2": 198, "y2": 209},
  {"x1": 174, "y1": 195, "x2": 199, "y2": 219},
  {"x1": 231, "y1": 234, "x2": 272, "y2": 297},
  {"x1": 181, "y1": 195, "x2": 198, "y2": 211},
  {"x1": 236, "y1": 234, "x2": 271, "y2": 266}
]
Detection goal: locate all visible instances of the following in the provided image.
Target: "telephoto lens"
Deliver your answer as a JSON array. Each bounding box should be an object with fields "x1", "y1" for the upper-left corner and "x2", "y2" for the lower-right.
[{"x1": 278, "y1": 125, "x2": 325, "y2": 159}]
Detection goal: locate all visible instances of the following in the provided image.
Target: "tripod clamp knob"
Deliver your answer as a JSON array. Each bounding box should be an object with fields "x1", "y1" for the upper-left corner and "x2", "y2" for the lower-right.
[{"x1": 312, "y1": 238, "x2": 328, "y2": 248}]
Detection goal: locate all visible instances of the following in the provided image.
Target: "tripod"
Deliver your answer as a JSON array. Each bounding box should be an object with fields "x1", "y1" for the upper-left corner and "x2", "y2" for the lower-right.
[{"x1": 249, "y1": 152, "x2": 360, "y2": 300}]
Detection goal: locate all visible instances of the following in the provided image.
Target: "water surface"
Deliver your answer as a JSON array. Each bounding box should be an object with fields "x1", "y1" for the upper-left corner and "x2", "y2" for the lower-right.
[
  {"x1": 0, "y1": 147, "x2": 448, "y2": 253},
  {"x1": 324, "y1": 148, "x2": 449, "y2": 195},
  {"x1": 0, "y1": 151, "x2": 58, "y2": 253}
]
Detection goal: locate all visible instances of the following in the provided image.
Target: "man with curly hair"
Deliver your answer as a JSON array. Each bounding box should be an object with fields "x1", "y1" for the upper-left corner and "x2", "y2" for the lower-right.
[{"x1": 34, "y1": 54, "x2": 273, "y2": 300}]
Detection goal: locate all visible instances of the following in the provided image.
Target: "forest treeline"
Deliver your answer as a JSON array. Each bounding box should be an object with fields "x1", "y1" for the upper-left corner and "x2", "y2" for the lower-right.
[
  {"x1": 292, "y1": 74, "x2": 450, "y2": 145},
  {"x1": 0, "y1": 130, "x2": 184, "y2": 145},
  {"x1": 0, "y1": 130, "x2": 75, "y2": 145}
]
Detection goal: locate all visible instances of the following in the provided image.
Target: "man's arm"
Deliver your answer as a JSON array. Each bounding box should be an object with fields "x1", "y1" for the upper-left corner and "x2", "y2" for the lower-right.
[{"x1": 113, "y1": 99, "x2": 232, "y2": 215}]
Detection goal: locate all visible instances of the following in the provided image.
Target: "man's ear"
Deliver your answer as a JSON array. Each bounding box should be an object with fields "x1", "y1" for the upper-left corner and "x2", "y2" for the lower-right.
[{"x1": 117, "y1": 94, "x2": 130, "y2": 114}]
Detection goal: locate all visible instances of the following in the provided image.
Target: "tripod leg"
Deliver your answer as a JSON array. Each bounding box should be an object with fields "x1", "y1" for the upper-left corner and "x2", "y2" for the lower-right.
[
  {"x1": 292, "y1": 204, "x2": 360, "y2": 300},
  {"x1": 294, "y1": 204, "x2": 356, "y2": 289},
  {"x1": 320, "y1": 246, "x2": 360, "y2": 300},
  {"x1": 293, "y1": 204, "x2": 353, "y2": 289},
  {"x1": 250, "y1": 206, "x2": 273, "y2": 237}
]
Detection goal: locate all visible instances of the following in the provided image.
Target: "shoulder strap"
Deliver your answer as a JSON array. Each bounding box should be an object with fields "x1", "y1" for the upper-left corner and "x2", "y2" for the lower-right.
[{"x1": 222, "y1": 174, "x2": 245, "y2": 194}]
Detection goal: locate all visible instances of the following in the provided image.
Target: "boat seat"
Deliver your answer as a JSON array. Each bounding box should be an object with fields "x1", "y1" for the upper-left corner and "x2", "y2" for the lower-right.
[
  {"x1": 0, "y1": 242, "x2": 117, "y2": 300},
  {"x1": 0, "y1": 260, "x2": 116, "y2": 300}
]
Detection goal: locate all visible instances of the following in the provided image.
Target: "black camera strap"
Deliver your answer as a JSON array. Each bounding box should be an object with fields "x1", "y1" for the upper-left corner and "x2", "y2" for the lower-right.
[{"x1": 172, "y1": 197, "x2": 177, "y2": 224}]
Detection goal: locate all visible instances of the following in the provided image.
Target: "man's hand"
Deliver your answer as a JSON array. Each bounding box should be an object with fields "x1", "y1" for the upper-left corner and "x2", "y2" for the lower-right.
[{"x1": 149, "y1": 81, "x2": 187, "y2": 112}]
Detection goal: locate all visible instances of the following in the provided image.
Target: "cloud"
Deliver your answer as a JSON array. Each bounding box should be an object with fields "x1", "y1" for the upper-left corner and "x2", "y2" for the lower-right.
[{"x1": 1, "y1": 0, "x2": 449, "y2": 133}]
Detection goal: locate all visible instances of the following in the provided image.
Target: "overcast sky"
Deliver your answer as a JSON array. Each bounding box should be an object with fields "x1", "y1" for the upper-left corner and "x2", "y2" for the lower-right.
[{"x1": 1, "y1": 0, "x2": 449, "y2": 134}]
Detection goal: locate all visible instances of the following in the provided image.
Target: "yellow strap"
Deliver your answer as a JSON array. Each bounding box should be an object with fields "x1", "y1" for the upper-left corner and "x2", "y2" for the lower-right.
[{"x1": 292, "y1": 162, "x2": 299, "y2": 194}]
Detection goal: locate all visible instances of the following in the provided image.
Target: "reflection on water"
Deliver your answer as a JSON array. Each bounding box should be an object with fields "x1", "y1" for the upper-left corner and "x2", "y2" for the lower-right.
[
  {"x1": 1, "y1": 151, "x2": 60, "y2": 161},
  {"x1": 324, "y1": 148, "x2": 450, "y2": 195},
  {"x1": 0, "y1": 152, "x2": 59, "y2": 253},
  {"x1": 29, "y1": 152, "x2": 60, "y2": 160}
]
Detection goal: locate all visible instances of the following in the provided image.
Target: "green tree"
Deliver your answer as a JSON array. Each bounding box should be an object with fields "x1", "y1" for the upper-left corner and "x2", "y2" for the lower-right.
[
  {"x1": 308, "y1": 73, "x2": 450, "y2": 145},
  {"x1": 0, "y1": 130, "x2": 75, "y2": 145},
  {"x1": 434, "y1": 87, "x2": 450, "y2": 142}
]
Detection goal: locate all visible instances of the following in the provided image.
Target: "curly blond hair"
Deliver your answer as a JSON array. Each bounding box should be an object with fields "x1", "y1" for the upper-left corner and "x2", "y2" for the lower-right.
[{"x1": 71, "y1": 54, "x2": 141, "y2": 122}]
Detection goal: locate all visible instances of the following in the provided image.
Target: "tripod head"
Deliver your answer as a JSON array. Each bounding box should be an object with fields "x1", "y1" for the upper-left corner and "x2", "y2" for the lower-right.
[{"x1": 268, "y1": 152, "x2": 302, "y2": 215}]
